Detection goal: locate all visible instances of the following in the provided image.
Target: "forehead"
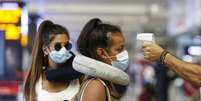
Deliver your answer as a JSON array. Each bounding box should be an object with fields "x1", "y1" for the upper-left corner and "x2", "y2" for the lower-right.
[{"x1": 51, "y1": 34, "x2": 69, "y2": 43}]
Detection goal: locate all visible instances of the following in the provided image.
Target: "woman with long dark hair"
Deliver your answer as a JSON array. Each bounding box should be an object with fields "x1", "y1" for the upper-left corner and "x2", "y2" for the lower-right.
[
  {"x1": 24, "y1": 20, "x2": 82, "y2": 101},
  {"x1": 75, "y1": 18, "x2": 128, "y2": 101}
]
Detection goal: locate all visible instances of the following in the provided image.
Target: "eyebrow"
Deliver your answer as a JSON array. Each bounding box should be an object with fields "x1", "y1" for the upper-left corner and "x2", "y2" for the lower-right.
[{"x1": 52, "y1": 41, "x2": 69, "y2": 44}]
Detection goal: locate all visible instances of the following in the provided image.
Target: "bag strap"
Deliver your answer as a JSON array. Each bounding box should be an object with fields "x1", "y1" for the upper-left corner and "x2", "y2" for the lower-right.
[{"x1": 97, "y1": 79, "x2": 112, "y2": 101}]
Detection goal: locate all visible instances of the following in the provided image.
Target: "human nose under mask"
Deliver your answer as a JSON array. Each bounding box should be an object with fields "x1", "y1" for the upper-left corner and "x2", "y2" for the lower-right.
[
  {"x1": 49, "y1": 47, "x2": 72, "y2": 64},
  {"x1": 112, "y1": 50, "x2": 129, "y2": 71}
]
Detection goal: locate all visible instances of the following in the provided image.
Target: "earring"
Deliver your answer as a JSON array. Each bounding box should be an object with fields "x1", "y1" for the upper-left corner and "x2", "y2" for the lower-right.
[
  {"x1": 42, "y1": 66, "x2": 47, "y2": 70},
  {"x1": 43, "y1": 55, "x2": 48, "y2": 68}
]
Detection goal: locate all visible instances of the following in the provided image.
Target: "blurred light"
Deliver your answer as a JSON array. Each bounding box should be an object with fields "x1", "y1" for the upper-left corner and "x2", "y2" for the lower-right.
[
  {"x1": 0, "y1": 24, "x2": 6, "y2": 30},
  {"x1": 28, "y1": 3, "x2": 146, "y2": 15},
  {"x1": 0, "y1": 81, "x2": 19, "y2": 95},
  {"x1": 140, "y1": 16, "x2": 148, "y2": 24},
  {"x1": 1, "y1": 3, "x2": 18, "y2": 10},
  {"x1": 20, "y1": 7, "x2": 28, "y2": 47},
  {"x1": 182, "y1": 55, "x2": 193, "y2": 62},
  {"x1": 5, "y1": 24, "x2": 20, "y2": 40},
  {"x1": 36, "y1": 18, "x2": 43, "y2": 30},
  {"x1": 188, "y1": 46, "x2": 201, "y2": 56},
  {"x1": 143, "y1": 66, "x2": 155, "y2": 84},
  {"x1": 193, "y1": 35, "x2": 201, "y2": 44},
  {"x1": 0, "y1": 8, "x2": 21, "y2": 23},
  {"x1": 174, "y1": 78, "x2": 184, "y2": 87},
  {"x1": 21, "y1": 7, "x2": 28, "y2": 36},
  {"x1": 21, "y1": 35, "x2": 28, "y2": 47},
  {"x1": 150, "y1": 4, "x2": 160, "y2": 14}
]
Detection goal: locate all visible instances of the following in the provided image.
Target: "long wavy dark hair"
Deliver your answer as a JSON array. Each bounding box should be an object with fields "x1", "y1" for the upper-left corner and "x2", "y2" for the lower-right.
[{"x1": 24, "y1": 20, "x2": 69, "y2": 101}]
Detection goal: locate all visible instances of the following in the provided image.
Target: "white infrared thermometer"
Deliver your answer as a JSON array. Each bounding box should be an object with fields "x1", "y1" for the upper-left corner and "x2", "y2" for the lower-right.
[{"x1": 136, "y1": 33, "x2": 155, "y2": 43}]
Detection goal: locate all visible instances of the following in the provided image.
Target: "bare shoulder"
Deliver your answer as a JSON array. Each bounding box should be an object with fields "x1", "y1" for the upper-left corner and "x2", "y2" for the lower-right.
[{"x1": 83, "y1": 79, "x2": 106, "y2": 101}]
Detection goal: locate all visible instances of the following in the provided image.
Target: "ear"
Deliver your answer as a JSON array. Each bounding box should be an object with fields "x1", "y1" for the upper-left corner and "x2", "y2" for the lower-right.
[
  {"x1": 42, "y1": 45, "x2": 50, "y2": 56},
  {"x1": 96, "y1": 48, "x2": 107, "y2": 59}
]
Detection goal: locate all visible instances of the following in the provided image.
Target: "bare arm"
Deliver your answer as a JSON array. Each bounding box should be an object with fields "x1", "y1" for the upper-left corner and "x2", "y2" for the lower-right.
[
  {"x1": 164, "y1": 53, "x2": 201, "y2": 86},
  {"x1": 142, "y1": 42, "x2": 201, "y2": 86},
  {"x1": 83, "y1": 79, "x2": 106, "y2": 101}
]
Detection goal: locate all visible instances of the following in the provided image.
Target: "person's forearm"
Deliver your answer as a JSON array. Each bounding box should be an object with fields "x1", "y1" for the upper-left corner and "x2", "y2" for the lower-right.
[{"x1": 164, "y1": 53, "x2": 201, "y2": 86}]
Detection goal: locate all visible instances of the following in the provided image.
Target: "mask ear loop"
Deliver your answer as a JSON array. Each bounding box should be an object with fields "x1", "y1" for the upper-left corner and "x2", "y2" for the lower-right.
[{"x1": 102, "y1": 49, "x2": 115, "y2": 65}]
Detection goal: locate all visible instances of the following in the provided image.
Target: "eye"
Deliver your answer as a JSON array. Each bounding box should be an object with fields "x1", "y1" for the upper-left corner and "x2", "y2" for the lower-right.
[
  {"x1": 64, "y1": 43, "x2": 72, "y2": 50},
  {"x1": 54, "y1": 43, "x2": 62, "y2": 51},
  {"x1": 117, "y1": 46, "x2": 124, "y2": 52}
]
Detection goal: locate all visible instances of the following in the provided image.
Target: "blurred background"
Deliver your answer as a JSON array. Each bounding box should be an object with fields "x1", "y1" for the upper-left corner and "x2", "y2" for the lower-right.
[{"x1": 0, "y1": 0, "x2": 201, "y2": 101}]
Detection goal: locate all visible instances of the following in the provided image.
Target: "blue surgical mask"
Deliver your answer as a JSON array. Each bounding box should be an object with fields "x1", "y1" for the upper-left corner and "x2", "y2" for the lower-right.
[
  {"x1": 112, "y1": 50, "x2": 129, "y2": 71},
  {"x1": 49, "y1": 47, "x2": 72, "y2": 63}
]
